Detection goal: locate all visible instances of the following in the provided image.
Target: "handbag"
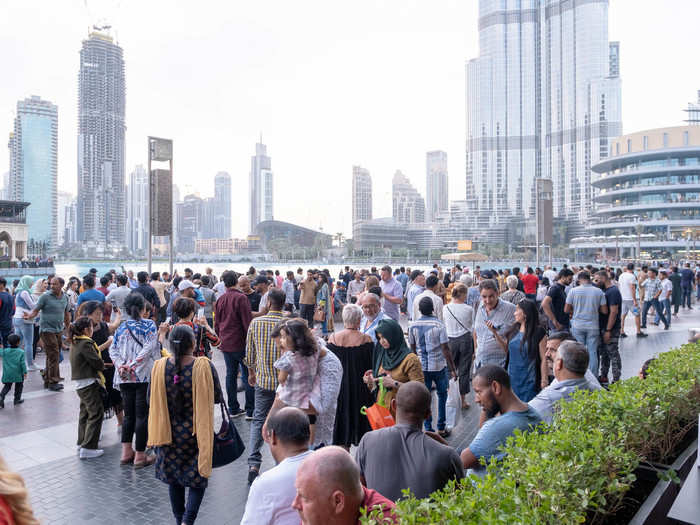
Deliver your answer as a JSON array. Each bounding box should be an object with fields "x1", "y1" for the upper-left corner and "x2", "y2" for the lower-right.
[
  {"x1": 360, "y1": 380, "x2": 395, "y2": 430},
  {"x1": 212, "y1": 401, "x2": 245, "y2": 468},
  {"x1": 313, "y1": 308, "x2": 326, "y2": 322}
]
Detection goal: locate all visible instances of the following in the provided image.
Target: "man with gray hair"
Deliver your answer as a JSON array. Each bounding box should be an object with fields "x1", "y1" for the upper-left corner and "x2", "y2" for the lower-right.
[
  {"x1": 459, "y1": 273, "x2": 480, "y2": 310},
  {"x1": 359, "y1": 293, "x2": 385, "y2": 343},
  {"x1": 528, "y1": 340, "x2": 602, "y2": 423}
]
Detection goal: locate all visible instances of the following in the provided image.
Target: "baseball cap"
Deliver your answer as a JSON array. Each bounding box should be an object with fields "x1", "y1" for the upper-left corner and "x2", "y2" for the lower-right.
[
  {"x1": 178, "y1": 279, "x2": 198, "y2": 291},
  {"x1": 252, "y1": 276, "x2": 269, "y2": 286}
]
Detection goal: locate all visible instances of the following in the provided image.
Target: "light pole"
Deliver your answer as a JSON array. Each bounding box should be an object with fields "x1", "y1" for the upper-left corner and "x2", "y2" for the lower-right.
[{"x1": 635, "y1": 222, "x2": 643, "y2": 265}]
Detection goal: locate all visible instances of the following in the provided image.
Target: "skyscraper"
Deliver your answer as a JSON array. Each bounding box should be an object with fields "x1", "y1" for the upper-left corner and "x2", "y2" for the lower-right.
[
  {"x1": 466, "y1": 0, "x2": 621, "y2": 226},
  {"x1": 126, "y1": 165, "x2": 148, "y2": 253},
  {"x1": 392, "y1": 170, "x2": 425, "y2": 224},
  {"x1": 352, "y1": 165, "x2": 372, "y2": 225},
  {"x1": 8, "y1": 96, "x2": 58, "y2": 247},
  {"x1": 57, "y1": 191, "x2": 74, "y2": 247},
  {"x1": 249, "y1": 141, "x2": 273, "y2": 233},
  {"x1": 425, "y1": 151, "x2": 448, "y2": 222},
  {"x1": 77, "y1": 28, "x2": 126, "y2": 252},
  {"x1": 176, "y1": 194, "x2": 205, "y2": 253},
  {"x1": 214, "y1": 171, "x2": 232, "y2": 238}
]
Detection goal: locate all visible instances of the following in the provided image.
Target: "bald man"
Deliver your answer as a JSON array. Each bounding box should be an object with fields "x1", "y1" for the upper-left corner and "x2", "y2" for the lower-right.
[
  {"x1": 292, "y1": 446, "x2": 395, "y2": 525},
  {"x1": 355, "y1": 381, "x2": 463, "y2": 501}
]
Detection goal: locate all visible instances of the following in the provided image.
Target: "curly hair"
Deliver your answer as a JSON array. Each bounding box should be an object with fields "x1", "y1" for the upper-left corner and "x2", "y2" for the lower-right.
[
  {"x1": 280, "y1": 318, "x2": 318, "y2": 357},
  {"x1": 0, "y1": 455, "x2": 40, "y2": 525}
]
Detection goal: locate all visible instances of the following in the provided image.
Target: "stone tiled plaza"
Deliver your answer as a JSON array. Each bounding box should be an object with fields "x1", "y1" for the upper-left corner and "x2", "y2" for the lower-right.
[{"x1": 1, "y1": 308, "x2": 695, "y2": 524}]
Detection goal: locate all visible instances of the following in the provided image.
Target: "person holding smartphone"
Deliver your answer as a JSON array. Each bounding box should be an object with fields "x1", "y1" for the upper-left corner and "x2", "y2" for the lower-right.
[{"x1": 473, "y1": 279, "x2": 516, "y2": 370}]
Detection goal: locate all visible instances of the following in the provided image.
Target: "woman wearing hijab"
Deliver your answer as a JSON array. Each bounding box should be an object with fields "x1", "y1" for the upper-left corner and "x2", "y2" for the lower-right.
[
  {"x1": 362, "y1": 318, "x2": 424, "y2": 416},
  {"x1": 12, "y1": 276, "x2": 37, "y2": 371}
]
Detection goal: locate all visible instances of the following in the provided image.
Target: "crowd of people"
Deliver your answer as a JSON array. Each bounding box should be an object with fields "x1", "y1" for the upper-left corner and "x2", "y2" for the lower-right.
[{"x1": 0, "y1": 259, "x2": 697, "y2": 524}]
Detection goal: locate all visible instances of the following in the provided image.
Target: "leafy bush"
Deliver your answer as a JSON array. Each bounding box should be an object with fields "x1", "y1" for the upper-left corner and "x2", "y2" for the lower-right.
[{"x1": 363, "y1": 342, "x2": 700, "y2": 525}]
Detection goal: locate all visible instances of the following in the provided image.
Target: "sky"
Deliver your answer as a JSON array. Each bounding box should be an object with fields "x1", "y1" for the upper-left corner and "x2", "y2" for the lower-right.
[{"x1": 2, "y1": 0, "x2": 700, "y2": 239}]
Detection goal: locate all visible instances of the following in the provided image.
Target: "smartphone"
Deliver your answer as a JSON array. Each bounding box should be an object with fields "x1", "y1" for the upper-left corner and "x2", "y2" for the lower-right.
[
  {"x1": 165, "y1": 316, "x2": 171, "y2": 324},
  {"x1": 197, "y1": 308, "x2": 205, "y2": 319}
]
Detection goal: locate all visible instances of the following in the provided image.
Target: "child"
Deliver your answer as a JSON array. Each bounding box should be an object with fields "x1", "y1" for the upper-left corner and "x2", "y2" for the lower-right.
[
  {"x1": 273, "y1": 319, "x2": 325, "y2": 443},
  {"x1": 0, "y1": 334, "x2": 27, "y2": 408}
]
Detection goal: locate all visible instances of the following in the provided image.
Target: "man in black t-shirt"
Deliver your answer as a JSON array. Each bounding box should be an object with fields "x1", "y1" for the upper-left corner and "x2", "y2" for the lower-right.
[
  {"x1": 237, "y1": 275, "x2": 261, "y2": 312},
  {"x1": 541, "y1": 269, "x2": 574, "y2": 331},
  {"x1": 594, "y1": 270, "x2": 622, "y2": 384}
]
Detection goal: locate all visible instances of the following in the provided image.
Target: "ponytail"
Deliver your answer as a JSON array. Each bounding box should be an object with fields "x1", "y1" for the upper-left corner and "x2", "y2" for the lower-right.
[
  {"x1": 169, "y1": 324, "x2": 195, "y2": 417},
  {"x1": 123, "y1": 292, "x2": 145, "y2": 320},
  {"x1": 69, "y1": 316, "x2": 92, "y2": 343}
]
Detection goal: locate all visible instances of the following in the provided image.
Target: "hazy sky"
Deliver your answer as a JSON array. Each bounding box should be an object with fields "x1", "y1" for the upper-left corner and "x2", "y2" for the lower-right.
[{"x1": 3, "y1": 0, "x2": 700, "y2": 239}]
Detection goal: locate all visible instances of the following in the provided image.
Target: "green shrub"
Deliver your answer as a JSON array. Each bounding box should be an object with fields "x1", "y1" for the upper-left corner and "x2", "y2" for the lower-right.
[{"x1": 363, "y1": 342, "x2": 700, "y2": 525}]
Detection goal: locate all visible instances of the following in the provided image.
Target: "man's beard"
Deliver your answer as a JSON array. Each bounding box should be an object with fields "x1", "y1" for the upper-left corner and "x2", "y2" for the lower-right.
[{"x1": 485, "y1": 394, "x2": 502, "y2": 419}]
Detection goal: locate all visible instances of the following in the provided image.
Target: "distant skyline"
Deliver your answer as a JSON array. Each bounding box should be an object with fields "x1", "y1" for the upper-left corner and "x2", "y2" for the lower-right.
[{"x1": 3, "y1": 1, "x2": 700, "y2": 239}]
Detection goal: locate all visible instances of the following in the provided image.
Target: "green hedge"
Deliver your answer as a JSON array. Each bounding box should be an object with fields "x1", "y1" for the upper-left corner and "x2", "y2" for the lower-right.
[{"x1": 363, "y1": 343, "x2": 700, "y2": 525}]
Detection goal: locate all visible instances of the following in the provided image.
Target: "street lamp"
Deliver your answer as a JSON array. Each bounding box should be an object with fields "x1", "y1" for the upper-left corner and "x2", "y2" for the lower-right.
[{"x1": 635, "y1": 221, "x2": 643, "y2": 264}]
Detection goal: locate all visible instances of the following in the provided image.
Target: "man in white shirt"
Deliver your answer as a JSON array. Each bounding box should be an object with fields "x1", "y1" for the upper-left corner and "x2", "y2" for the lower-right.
[
  {"x1": 241, "y1": 407, "x2": 312, "y2": 525},
  {"x1": 543, "y1": 265, "x2": 558, "y2": 284},
  {"x1": 655, "y1": 269, "x2": 674, "y2": 327},
  {"x1": 412, "y1": 274, "x2": 444, "y2": 321},
  {"x1": 618, "y1": 263, "x2": 645, "y2": 338}
]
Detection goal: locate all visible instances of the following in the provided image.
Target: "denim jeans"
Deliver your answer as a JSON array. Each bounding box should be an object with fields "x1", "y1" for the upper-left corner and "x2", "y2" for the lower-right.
[
  {"x1": 120, "y1": 383, "x2": 149, "y2": 451},
  {"x1": 13, "y1": 318, "x2": 33, "y2": 368},
  {"x1": 247, "y1": 386, "x2": 276, "y2": 469},
  {"x1": 572, "y1": 327, "x2": 600, "y2": 376},
  {"x1": 168, "y1": 483, "x2": 206, "y2": 525},
  {"x1": 654, "y1": 298, "x2": 671, "y2": 326},
  {"x1": 423, "y1": 368, "x2": 449, "y2": 431},
  {"x1": 222, "y1": 351, "x2": 254, "y2": 415},
  {"x1": 682, "y1": 286, "x2": 692, "y2": 308},
  {"x1": 642, "y1": 298, "x2": 668, "y2": 329}
]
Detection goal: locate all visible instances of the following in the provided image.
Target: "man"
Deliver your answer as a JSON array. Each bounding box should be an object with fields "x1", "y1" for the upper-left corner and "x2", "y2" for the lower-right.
[
  {"x1": 205, "y1": 267, "x2": 217, "y2": 287},
  {"x1": 408, "y1": 297, "x2": 458, "y2": 437},
  {"x1": 654, "y1": 269, "x2": 673, "y2": 328},
  {"x1": 680, "y1": 262, "x2": 694, "y2": 309},
  {"x1": 405, "y1": 271, "x2": 425, "y2": 321},
  {"x1": 396, "y1": 266, "x2": 409, "y2": 293},
  {"x1": 76, "y1": 275, "x2": 105, "y2": 306},
  {"x1": 199, "y1": 275, "x2": 216, "y2": 326},
  {"x1": 105, "y1": 274, "x2": 131, "y2": 320},
  {"x1": 541, "y1": 268, "x2": 574, "y2": 331},
  {"x1": 356, "y1": 381, "x2": 463, "y2": 501},
  {"x1": 359, "y1": 293, "x2": 385, "y2": 343},
  {"x1": 0, "y1": 278, "x2": 14, "y2": 347},
  {"x1": 564, "y1": 271, "x2": 608, "y2": 374},
  {"x1": 460, "y1": 365, "x2": 542, "y2": 476},
  {"x1": 299, "y1": 270, "x2": 317, "y2": 327},
  {"x1": 669, "y1": 266, "x2": 682, "y2": 317},
  {"x1": 96, "y1": 275, "x2": 111, "y2": 297},
  {"x1": 543, "y1": 265, "x2": 558, "y2": 284},
  {"x1": 543, "y1": 331, "x2": 601, "y2": 389},
  {"x1": 511, "y1": 267, "x2": 524, "y2": 292},
  {"x1": 295, "y1": 267, "x2": 304, "y2": 284},
  {"x1": 379, "y1": 265, "x2": 403, "y2": 322},
  {"x1": 253, "y1": 275, "x2": 271, "y2": 317},
  {"x1": 473, "y1": 279, "x2": 516, "y2": 368},
  {"x1": 241, "y1": 407, "x2": 313, "y2": 525},
  {"x1": 24, "y1": 277, "x2": 71, "y2": 391},
  {"x1": 529, "y1": 340, "x2": 601, "y2": 423},
  {"x1": 238, "y1": 275, "x2": 262, "y2": 312},
  {"x1": 593, "y1": 270, "x2": 622, "y2": 384},
  {"x1": 521, "y1": 267, "x2": 539, "y2": 301},
  {"x1": 282, "y1": 271, "x2": 296, "y2": 312},
  {"x1": 184, "y1": 267, "x2": 194, "y2": 280},
  {"x1": 640, "y1": 268, "x2": 669, "y2": 330},
  {"x1": 245, "y1": 288, "x2": 286, "y2": 484},
  {"x1": 214, "y1": 271, "x2": 253, "y2": 418},
  {"x1": 149, "y1": 272, "x2": 168, "y2": 323},
  {"x1": 293, "y1": 446, "x2": 395, "y2": 525},
  {"x1": 133, "y1": 271, "x2": 161, "y2": 314},
  {"x1": 618, "y1": 263, "x2": 646, "y2": 338},
  {"x1": 412, "y1": 274, "x2": 444, "y2": 322},
  {"x1": 347, "y1": 272, "x2": 365, "y2": 303},
  {"x1": 126, "y1": 270, "x2": 138, "y2": 289}
]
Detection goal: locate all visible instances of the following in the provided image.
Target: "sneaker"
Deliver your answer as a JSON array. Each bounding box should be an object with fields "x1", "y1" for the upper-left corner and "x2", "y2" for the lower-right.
[
  {"x1": 0, "y1": 398, "x2": 4, "y2": 409},
  {"x1": 245, "y1": 414, "x2": 254, "y2": 421},
  {"x1": 438, "y1": 429, "x2": 451, "y2": 438},
  {"x1": 637, "y1": 332, "x2": 648, "y2": 337},
  {"x1": 620, "y1": 332, "x2": 628, "y2": 338},
  {"x1": 14, "y1": 399, "x2": 24, "y2": 405},
  {"x1": 248, "y1": 467, "x2": 259, "y2": 485},
  {"x1": 26, "y1": 364, "x2": 38, "y2": 371},
  {"x1": 79, "y1": 448, "x2": 104, "y2": 459},
  {"x1": 229, "y1": 408, "x2": 246, "y2": 418}
]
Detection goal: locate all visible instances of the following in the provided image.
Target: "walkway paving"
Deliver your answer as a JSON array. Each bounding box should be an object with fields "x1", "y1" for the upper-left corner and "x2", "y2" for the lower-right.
[{"x1": 0, "y1": 307, "x2": 697, "y2": 524}]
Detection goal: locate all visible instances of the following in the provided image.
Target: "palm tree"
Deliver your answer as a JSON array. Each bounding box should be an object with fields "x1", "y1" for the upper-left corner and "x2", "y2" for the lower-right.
[{"x1": 333, "y1": 232, "x2": 345, "y2": 248}]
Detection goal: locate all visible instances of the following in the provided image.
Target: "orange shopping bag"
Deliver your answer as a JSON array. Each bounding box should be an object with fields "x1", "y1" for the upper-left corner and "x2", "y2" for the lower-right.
[{"x1": 360, "y1": 380, "x2": 395, "y2": 430}]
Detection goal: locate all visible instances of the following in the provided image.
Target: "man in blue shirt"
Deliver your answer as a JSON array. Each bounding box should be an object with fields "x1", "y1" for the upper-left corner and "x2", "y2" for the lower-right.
[
  {"x1": 396, "y1": 266, "x2": 409, "y2": 293},
  {"x1": 406, "y1": 271, "x2": 426, "y2": 322},
  {"x1": 680, "y1": 262, "x2": 694, "y2": 309},
  {"x1": 76, "y1": 275, "x2": 105, "y2": 306},
  {"x1": 379, "y1": 265, "x2": 403, "y2": 322},
  {"x1": 460, "y1": 365, "x2": 542, "y2": 476}
]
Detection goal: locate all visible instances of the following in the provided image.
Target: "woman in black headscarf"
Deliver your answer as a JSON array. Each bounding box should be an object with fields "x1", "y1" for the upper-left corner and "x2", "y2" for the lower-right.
[{"x1": 362, "y1": 318, "x2": 424, "y2": 416}]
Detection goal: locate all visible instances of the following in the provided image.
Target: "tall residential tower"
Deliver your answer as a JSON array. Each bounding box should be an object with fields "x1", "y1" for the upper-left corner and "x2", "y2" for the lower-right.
[
  {"x1": 8, "y1": 96, "x2": 58, "y2": 248},
  {"x1": 352, "y1": 165, "x2": 372, "y2": 226},
  {"x1": 426, "y1": 151, "x2": 448, "y2": 221},
  {"x1": 392, "y1": 170, "x2": 425, "y2": 224},
  {"x1": 249, "y1": 141, "x2": 273, "y2": 233},
  {"x1": 126, "y1": 165, "x2": 148, "y2": 253},
  {"x1": 77, "y1": 28, "x2": 126, "y2": 252},
  {"x1": 466, "y1": 0, "x2": 621, "y2": 228},
  {"x1": 213, "y1": 171, "x2": 232, "y2": 238}
]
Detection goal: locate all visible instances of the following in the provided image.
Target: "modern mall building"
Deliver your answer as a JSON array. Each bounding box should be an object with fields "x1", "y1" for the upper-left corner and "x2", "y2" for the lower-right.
[{"x1": 571, "y1": 126, "x2": 700, "y2": 259}]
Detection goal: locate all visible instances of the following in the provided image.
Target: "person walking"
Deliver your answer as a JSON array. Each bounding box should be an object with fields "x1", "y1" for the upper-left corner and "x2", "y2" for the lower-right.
[
  {"x1": 680, "y1": 262, "x2": 694, "y2": 309},
  {"x1": 0, "y1": 278, "x2": 14, "y2": 348},
  {"x1": 618, "y1": 263, "x2": 646, "y2": 338},
  {"x1": 23, "y1": 277, "x2": 71, "y2": 391},
  {"x1": 0, "y1": 334, "x2": 26, "y2": 409},
  {"x1": 315, "y1": 273, "x2": 331, "y2": 335},
  {"x1": 148, "y1": 325, "x2": 223, "y2": 525},
  {"x1": 214, "y1": 271, "x2": 253, "y2": 418},
  {"x1": 640, "y1": 268, "x2": 669, "y2": 331},
  {"x1": 110, "y1": 292, "x2": 161, "y2": 467},
  {"x1": 444, "y1": 284, "x2": 474, "y2": 409},
  {"x1": 594, "y1": 270, "x2": 622, "y2": 385},
  {"x1": 12, "y1": 276, "x2": 36, "y2": 371},
  {"x1": 654, "y1": 269, "x2": 673, "y2": 327},
  {"x1": 669, "y1": 266, "x2": 682, "y2": 317},
  {"x1": 69, "y1": 316, "x2": 106, "y2": 459},
  {"x1": 298, "y1": 270, "x2": 317, "y2": 327}
]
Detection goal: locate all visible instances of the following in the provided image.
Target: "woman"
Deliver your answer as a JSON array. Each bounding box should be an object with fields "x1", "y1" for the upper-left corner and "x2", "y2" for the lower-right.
[
  {"x1": 149, "y1": 325, "x2": 223, "y2": 525},
  {"x1": 69, "y1": 316, "x2": 106, "y2": 459},
  {"x1": 110, "y1": 292, "x2": 161, "y2": 467},
  {"x1": 501, "y1": 275, "x2": 526, "y2": 305},
  {"x1": 78, "y1": 301, "x2": 123, "y2": 428},
  {"x1": 502, "y1": 299, "x2": 548, "y2": 402},
  {"x1": 536, "y1": 277, "x2": 550, "y2": 308},
  {"x1": 363, "y1": 318, "x2": 424, "y2": 416},
  {"x1": 444, "y1": 284, "x2": 474, "y2": 409},
  {"x1": 160, "y1": 297, "x2": 220, "y2": 359},
  {"x1": 12, "y1": 276, "x2": 36, "y2": 371},
  {"x1": 315, "y1": 273, "x2": 331, "y2": 335},
  {"x1": 30, "y1": 279, "x2": 47, "y2": 359},
  {"x1": 326, "y1": 304, "x2": 374, "y2": 448},
  {"x1": 65, "y1": 278, "x2": 80, "y2": 320},
  {"x1": 0, "y1": 454, "x2": 40, "y2": 525}
]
